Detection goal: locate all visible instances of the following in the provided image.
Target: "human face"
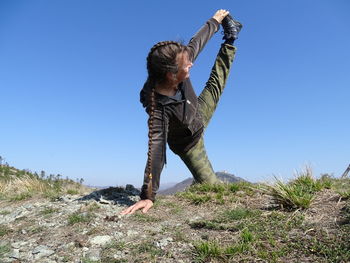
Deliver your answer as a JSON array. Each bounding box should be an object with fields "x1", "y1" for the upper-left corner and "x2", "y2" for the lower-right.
[{"x1": 175, "y1": 51, "x2": 193, "y2": 82}]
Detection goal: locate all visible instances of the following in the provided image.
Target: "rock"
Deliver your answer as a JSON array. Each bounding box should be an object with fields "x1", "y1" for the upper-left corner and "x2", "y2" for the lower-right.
[
  {"x1": 23, "y1": 203, "x2": 34, "y2": 210},
  {"x1": 89, "y1": 235, "x2": 112, "y2": 247},
  {"x1": 9, "y1": 249, "x2": 20, "y2": 259},
  {"x1": 84, "y1": 248, "x2": 101, "y2": 261},
  {"x1": 114, "y1": 250, "x2": 126, "y2": 259},
  {"x1": 125, "y1": 184, "x2": 141, "y2": 195},
  {"x1": 127, "y1": 230, "x2": 138, "y2": 236},
  {"x1": 32, "y1": 245, "x2": 55, "y2": 259},
  {"x1": 155, "y1": 237, "x2": 173, "y2": 249},
  {"x1": 11, "y1": 242, "x2": 21, "y2": 249},
  {"x1": 99, "y1": 196, "x2": 113, "y2": 204},
  {"x1": 56, "y1": 196, "x2": 72, "y2": 202}
]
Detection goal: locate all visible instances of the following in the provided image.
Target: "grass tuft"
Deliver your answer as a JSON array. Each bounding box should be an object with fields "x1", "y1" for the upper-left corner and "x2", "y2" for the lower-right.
[
  {"x1": 67, "y1": 212, "x2": 93, "y2": 225},
  {"x1": 0, "y1": 243, "x2": 11, "y2": 257},
  {"x1": 193, "y1": 241, "x2": 222, "y2": 262},
  {"x1": 0, "y1": 224, "x2": 11, "y2": 237},
  {"x1": 264, "y1": 167, "x2": 331, "y2": 210}
]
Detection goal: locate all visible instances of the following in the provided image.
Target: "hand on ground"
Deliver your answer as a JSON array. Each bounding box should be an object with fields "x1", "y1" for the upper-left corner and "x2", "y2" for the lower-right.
[{"x1": 120, "y1": 199, "x2": 153, "y2": 215}]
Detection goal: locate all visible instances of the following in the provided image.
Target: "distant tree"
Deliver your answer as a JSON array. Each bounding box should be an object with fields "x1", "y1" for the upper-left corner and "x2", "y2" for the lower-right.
[
  {"x1": 79, "y1": 178, "x2": 84, "y2": 185},
  {"x1": 40, "y1": 170, "x2": 46, "y2": 179},
  {"x1": 0, "y1": 156, "x2": 3, "y2": 166}
]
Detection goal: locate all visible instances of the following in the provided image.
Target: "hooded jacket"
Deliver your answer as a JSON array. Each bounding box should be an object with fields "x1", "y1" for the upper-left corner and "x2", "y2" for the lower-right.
[{"x1": 139, "y1": 18, "x2": 220, "y2": 201}]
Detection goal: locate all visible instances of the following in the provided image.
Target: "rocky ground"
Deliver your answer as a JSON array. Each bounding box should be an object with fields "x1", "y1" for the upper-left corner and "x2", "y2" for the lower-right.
[{"x1": 0, "y1": 184, "x2": 349, "y2": 263}]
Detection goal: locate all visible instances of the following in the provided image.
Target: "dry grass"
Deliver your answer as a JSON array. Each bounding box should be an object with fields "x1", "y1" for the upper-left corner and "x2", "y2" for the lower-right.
[
  {"x1": 0, "y1": 174, "x2": 88, "y2": 201},
  {"x1": 1, "y1": 175, "x2": 47, "y2": 193}
]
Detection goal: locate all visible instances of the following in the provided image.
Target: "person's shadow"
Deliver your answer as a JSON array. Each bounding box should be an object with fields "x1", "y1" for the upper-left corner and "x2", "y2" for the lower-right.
[{"x1": 77, "y1": 184, "x2": 140, "y2": 206}]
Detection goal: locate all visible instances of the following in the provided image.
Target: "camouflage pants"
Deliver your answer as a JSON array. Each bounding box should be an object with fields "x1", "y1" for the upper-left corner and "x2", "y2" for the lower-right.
[{"x1": 178, "y1": 44, "x2": 236, "y2": 184}]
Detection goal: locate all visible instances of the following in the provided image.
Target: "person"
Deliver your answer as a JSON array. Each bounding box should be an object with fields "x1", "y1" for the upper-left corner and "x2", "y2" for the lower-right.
[{"x1": 121, "y1": 9, "x2": 242, "y2": 215}]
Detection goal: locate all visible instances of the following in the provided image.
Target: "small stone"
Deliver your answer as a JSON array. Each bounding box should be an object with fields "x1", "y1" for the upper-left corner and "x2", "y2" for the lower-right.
[
  {"x1": 155, "y1": 237, "x2": 173, "y2": 249},
  {"x1": 89, "y1": 235, "x2": 112, "y2": 247},
  {"x1": 57, "y1": 196, "x2": 71, "y2": 202},
  {"x1": 23, "y1": 204, "x2": 34, "y2": 210},
  {"x1": 113, "y1": 250, "x2": 125, "y2": 259},
  {"x1": 11, "y1": 242, "x2": 21, "y2": 249},
  {"x1": 9, "y1": 249, "x2": 20, "y2": 259},
  {"x1": 127, "y1": 230, "x2": 138, "y2": 236},
  {"x1": 32, "y1": 245, "x2": 55, "y2": 259},
  {"x1": 99, "y1": 196, "x2": 113, "y2": 205},
  {"x1": 85, "y1": 248, "x2": 101, "y2": 261},
  {"x1": 65, "y1": 242, "x2": 75, "y2": 249}
]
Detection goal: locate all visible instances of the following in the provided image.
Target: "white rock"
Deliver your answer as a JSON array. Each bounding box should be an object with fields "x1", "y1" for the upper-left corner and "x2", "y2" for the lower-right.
[
  {"x1": 155, "y1": 237, "x2": 173, "y2": 249},
  {"x1": 9, "y1": 249, "x2": 20, "y2": 259},
  {"x1": 89, "y1": 235, "x2": 112, "y2": 246},
  {"x1": 32, "y1": 245, "x2": 55, "y2": 259},
  {"x1": 85, "y1": 248, "x2": 101, "y2": 261},
  {"x1": 127, "y1": 230, "x2": 138, "y2": 236},
  {"x1": 11, "y1": 242, "x2": 21, "y2": 249}
]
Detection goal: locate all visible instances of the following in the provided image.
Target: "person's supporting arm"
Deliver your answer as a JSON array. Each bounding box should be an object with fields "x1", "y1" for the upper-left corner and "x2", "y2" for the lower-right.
[
  {"x1": 187, "y1": 9, "x2": 229, "y2": 62},
  {"x1": 121, "y1": 109, "x2": 167, "y2": 214},
  {"x1": 140, "y1": 109, "x2": 167, "y2": 201}
]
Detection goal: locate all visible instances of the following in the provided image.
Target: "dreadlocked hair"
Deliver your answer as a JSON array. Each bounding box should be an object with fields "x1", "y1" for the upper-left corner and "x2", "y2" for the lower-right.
[{"x1": 145, "y1": 41, "x2": 188, "y2": 199}]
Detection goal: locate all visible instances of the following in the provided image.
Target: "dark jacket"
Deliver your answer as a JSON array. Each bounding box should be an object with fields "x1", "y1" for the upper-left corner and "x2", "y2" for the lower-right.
[{"x1": 139, "y1": 18, "x2": 220, "y2": 201}]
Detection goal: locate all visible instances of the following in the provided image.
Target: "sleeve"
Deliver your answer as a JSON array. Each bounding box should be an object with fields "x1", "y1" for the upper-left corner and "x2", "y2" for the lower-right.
[
  {"x1": 140, "y1": 109, "x2": 168, "y2": 202},
  {"x1": 187, "y1": 18, "x2": 220, "y2": 62}
]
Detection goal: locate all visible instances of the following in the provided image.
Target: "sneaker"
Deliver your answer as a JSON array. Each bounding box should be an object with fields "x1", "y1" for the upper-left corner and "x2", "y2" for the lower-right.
[{"x1": 222, "y1": 14, "x2": 242, "y2": 41}]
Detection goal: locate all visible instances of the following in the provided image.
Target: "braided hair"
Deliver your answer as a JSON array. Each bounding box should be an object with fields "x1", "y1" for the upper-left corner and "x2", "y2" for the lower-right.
[{"x1": 145, "y1": 41, "x2": 188, "y2": 198}]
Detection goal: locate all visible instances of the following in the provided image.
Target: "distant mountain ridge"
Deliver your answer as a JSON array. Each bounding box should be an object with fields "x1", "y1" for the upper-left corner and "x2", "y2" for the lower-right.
[{"x1": 159, "y1": 171, "x2": 246, "y2": 195}]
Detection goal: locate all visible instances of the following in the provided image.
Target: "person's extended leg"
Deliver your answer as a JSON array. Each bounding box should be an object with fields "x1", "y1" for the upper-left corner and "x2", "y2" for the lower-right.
[
  {"x1": 179, "y1": 44, "x2": 236, "y2": 184},
  {"x1": 198, "y1": 43, "x2": 236, "y2": 128},
  {"x1": 179, "y1": 136, "x2": 219, "y2": 184}
]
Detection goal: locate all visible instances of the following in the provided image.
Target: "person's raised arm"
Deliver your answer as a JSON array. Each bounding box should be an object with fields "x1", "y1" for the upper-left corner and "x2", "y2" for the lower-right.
[{"x1": 187, "y1": 9, "x2": 229, "y2": 62}]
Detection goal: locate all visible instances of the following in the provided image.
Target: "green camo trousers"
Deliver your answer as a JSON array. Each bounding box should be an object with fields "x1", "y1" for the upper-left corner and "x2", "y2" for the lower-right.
[{"x1": 178, "y1": 44, "x2": 236, "y2": 184}]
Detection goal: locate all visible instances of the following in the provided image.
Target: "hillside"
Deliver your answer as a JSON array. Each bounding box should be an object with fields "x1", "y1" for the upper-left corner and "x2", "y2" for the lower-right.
[
  {"x1": 1, "y1": 165, "x2": 350, "y2": 262},
  {"x1": 159, "y1": 171, "x2": 245, "y2": 195}
]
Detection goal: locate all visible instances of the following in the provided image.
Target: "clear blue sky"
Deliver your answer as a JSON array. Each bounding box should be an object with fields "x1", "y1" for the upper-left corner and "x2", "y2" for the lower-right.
[{"x1": 1, "y1": 0, "x2": 349, "y2": 188}]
